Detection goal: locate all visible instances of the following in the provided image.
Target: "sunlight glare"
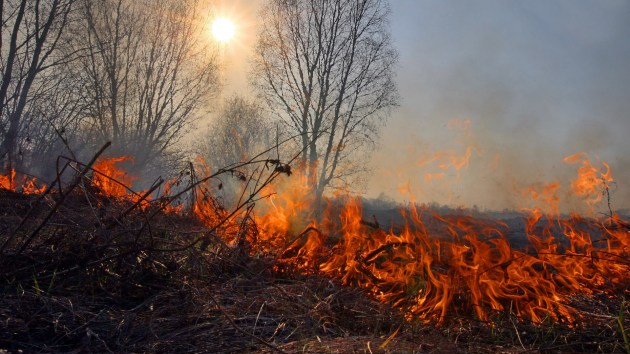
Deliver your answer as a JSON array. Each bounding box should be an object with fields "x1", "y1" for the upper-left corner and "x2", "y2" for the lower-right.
[{"x1": 212, "y1": 17, "x2": 235, "y2": 43}]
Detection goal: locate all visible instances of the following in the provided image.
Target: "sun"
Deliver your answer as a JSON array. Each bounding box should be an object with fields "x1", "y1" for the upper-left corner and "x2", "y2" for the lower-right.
[{"x1": 212, "y1": 17, "x2": 235, "y2": 43}]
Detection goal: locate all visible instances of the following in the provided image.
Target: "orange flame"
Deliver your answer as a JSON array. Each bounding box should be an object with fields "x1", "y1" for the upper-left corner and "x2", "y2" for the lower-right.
[
  {"x1": 182, "y1": 153, "x2": 627, "y2": 324},
  {"x1": 92, "y1": 156, "x2": 137, "y2": 197},
  {"x1": 5, "y1": 153, "x2": 627, "y2": 326},
  {"x1": 563, "y1": 152, "x2": 613, "y2": 207},
  {"x1": 0, "y1": 169, "x2": 46, "y2": 194},
  {"x1": 91, "y1": 156, "x2": 155, "y2": 209},
  {"x1": 314, "y1": 198, "x2": 628, "y2": 323},
  {"x1": 0, "y1": 169, "x2": 17, "y2": 191},
  {"x1": 523, "y1": 182, "x2": 561, "y2": 217},
  {"x1": 269, "y1": 155, "x2": 628, "y2": 324},
  {"x1": 254, "y1": 166, "x2": 326, "y2": 264}
]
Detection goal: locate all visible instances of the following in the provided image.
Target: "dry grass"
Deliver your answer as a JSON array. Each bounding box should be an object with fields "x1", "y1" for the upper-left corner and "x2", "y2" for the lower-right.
[{"x1": 0, "y1": 170, "x2": 628, "y2": 353}]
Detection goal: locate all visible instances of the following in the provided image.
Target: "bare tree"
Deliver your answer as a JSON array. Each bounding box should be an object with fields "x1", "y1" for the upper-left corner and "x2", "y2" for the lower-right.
[
  {"x1": 0, "y1": 0, "x2": 76, "y2": 171},
  {"x1": 200, "y1": 95, "x2": 274, "y2": 169},
  {"x1": 21, "y1": 63, "x2": 89, "y2": 175},
  {"x1": 198, "y1": 95, "x2": 276, "y2": 206},
  {"x1": 252, "y1": 0, "x2": 398, "y2": 211},
  {"x1": 75, "y1": 0, "x2": 219, "y2": 173}
]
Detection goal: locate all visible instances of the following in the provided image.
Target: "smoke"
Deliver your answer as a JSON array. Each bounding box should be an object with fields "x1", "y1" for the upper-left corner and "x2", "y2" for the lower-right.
[
  {"x1": 366, "y1": 0, "x2": 630, "y2": 213},
  {"x1": 211, "y1": 1, "x2": 630, "y2": 213}
]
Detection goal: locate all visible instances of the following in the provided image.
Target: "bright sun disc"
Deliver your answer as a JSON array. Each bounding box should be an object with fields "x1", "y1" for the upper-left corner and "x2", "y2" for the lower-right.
[{"x1": 212, "y1": 18, "x2": 235, "y2": 43}]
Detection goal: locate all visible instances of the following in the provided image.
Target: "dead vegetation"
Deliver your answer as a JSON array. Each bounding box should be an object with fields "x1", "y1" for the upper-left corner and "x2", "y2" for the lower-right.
[{"x1": 0, "y1": 148, "x2": 628, "y2": 353}]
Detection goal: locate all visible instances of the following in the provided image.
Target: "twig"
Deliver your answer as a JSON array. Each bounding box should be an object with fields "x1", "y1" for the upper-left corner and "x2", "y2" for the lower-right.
[
  {"x1": 106, "y1": 177, "x2": 164, "y2": 229},
  {"x1": 619, "y1": 297, "x2": 630, "y2": 354},
  {"x1": 0, "y1": 166, "x2": 63, "y2": 252},
  {"x1": 253, "y1": 301, "x2": 266, "y2": 336},
  {"x1": 362, "y1": 242, "x2": 411, "y2": 265},
  {"x1": 35, "y1": 248, "x2": 136, "y2": 280},
  {"x1": 510, "y1": 301, "x2": 527, "y2": 350},
  {"x1": 603, "y1": 178, "x2": 614, "y2": 222},
  {"x1": 0, "y1": 156, "x2": 80, "y2": 252},
  {"x1": 2, "y1": 143, "x2": 111, "y2": 255},
  {"x1": 360, "y1": 215, "x2": 381, "y2": 229},
  {"x1": 44, "y1": 114, "x2": 77, "y2": 161},
  {"x1": 278, "y1": 226, "x2": 322, "y2": 258},
  {"x1": 209, "y1": 294, "x2": 288, "y2": 354}
]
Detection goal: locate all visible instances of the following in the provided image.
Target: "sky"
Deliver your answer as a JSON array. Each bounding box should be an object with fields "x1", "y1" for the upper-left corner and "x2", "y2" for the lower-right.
[{"x1": 217, "y1": 0, "x2": 630, "y2": 213}]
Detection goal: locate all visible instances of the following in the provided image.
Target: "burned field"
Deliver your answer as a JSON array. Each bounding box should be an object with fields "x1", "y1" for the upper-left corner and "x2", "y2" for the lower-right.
[{"x1": 0, "y1": 153, "x2": 629, "y2": 354}]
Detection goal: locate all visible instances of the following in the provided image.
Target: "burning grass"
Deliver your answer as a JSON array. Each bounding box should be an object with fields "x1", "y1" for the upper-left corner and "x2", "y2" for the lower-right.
[
  {"x1": 0, "y1": 146, "x2": 629, "y2": 353},
  {"x1": 0, "y1": 181, "x2": 404, "y2": 352}
]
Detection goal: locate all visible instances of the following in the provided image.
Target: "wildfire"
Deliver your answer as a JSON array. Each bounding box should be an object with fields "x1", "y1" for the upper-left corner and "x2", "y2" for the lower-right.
[
  {"x1": 92, "y1": 156, "x2": 137, "y2": 197},
  {"x1": 564, "y1": 152, "x2": 614, "y2": 207},
  {"x1": 254, "y1": 152, "x2": 628, "y2": 324},
  {"x1": 0, "y1": 169, "x2": 17, "y2": 191},
  {"x1": 6, "y1": 153, "x2": 627, "y2": 326},
  {"x1": 91, "y1": 156, "x2": 157, "y2": 210},
  {"x1": 0, "y1": 169, "x2": 46, "y2": 194}
]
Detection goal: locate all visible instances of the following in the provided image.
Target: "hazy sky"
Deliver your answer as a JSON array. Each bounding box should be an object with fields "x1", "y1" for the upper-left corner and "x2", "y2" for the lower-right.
[{"x1": 219, "y1": 0, "x2": 630, "y2": 213}]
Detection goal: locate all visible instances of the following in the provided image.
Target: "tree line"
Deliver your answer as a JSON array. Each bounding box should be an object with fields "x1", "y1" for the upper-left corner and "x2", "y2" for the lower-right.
[{"x1": 1, "y1": 0, "x2": 397, "y2": 210}]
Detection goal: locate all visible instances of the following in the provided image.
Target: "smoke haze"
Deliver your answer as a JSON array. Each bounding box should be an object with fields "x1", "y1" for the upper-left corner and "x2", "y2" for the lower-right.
[
  {"x1": 365, "y1": 0, "x2": 630, "y2": 213},
  {"x1": 216, "y1": 0, "x2": 630, "y2": 213}
]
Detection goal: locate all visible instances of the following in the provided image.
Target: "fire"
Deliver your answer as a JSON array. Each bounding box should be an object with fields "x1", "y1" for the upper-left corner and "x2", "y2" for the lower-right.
[
  {"x1": 6, "y1": 153, "x2": 627, "y2": 326},
  {"x1": 0, "y1": 169, "x2": 46, "y2": 194},
  {"x1": 254, "y1": 166, "x2": 326, "y2": 265},
  {"x1": 178, "y1": 153, "x2": 629, "y2": 324},
  {"x1": 161, "y1": 178, "x2": 185, "y2": 214},
  {"x1": 270, "y1": 152, "x2": 628, "y2": 324},
  {"x1": 563, "y1": 152, "x2": 613, "y2": 207},
  {"x1": 91, "y1": 156, "x2": 155, "y2": 209},
  {"x1": 416, "y1": 146, "x2": 473, "y2": 177},
  {"x1": 0, "y1": 169, "x2": 17, "y2": 191},
  {"x1": 92, "y1": 156, "x2": 137, "y2": 197},
  {"x1": 314, "y1": 198, "x2": 628, "y2": 324},
  {"x1": 523, "y1": 182, "x2": 561, "y2": 216}
]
